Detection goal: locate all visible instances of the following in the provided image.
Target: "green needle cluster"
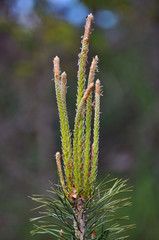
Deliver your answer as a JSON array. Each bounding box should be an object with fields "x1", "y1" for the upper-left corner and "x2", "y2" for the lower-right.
[{"x1": 53, "y1": 13, "x2": 100, "y2": 200}]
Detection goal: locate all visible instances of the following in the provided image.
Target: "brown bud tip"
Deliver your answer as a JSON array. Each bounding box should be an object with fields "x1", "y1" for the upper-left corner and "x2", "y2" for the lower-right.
[
  {"x1": 90, "y1": 56, "x2": 98, "y2": 73},
  {"x1": 84, "y1": 13, "x2": 94, "y2": 40},
  {"x1": 87, "y1": 13, "x2": 94, "y2": 22},
  {"x1": 95, "y1": 55, "x2": 98, "y2": 61},
  {"x1": 95, "y1": 79, "x2": 100, "y2": 94},
  {"x1": 61, "y1": 71, "x2": 67, "y2": 85},
  {"x1": 53, "y1": 56, "x2": 60, "y2": 66},
  {"x1": 56, "y1": 151, "x2": 60, "y2": 158},
  {"x1": 55, "y1": 152, "x2": 65, "y2": 187},
  {"x1": 53, "y1": 56, "x2": 60, "y2": 78},
  {"x1": 92, "y1": 56, "x2": 98, "y2": 65},
  {"x1": 83, "y1": 82, "x2": 94, "y2": 102},
  {"x1": 56, "y1": 152, "x2": 61, "y2": 166},
  {"x1": 59, "y1": 229, "x2": 64, "y2": 237}
]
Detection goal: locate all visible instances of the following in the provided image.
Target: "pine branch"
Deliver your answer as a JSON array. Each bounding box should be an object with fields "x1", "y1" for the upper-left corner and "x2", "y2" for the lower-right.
[
  {"x1": 53, "y1": 57, "x2": 73, "y2": 194},
  {"x1": 73, "y1": 83, "x2": 94, "y2": 194},
  {"x1": 76, "y1": 13, "x2": 94, "y2": 107},
  {"x1": 90, "y1": 80, "x2": 101, "y2": 189},
  {"x1": 30, "y1": 178, "x2": 134, "y2": 239},
  {"x1": 75, "y1": 14, "x2": 94, "y2": 191},
  {"x1": 60, "y1": 71, "x2": 73, "y2": 185},
  {"x1": 84, "y1": 56, "x2": 98, "y2": 197},
  {"x1": 31, "y1": 13, "x2": 134, "y2": 240}
]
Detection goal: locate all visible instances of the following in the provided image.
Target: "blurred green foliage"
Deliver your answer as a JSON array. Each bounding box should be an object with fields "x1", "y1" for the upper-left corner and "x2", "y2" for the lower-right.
[{"x1": 0, "y1": 0, "x2": 159, "y2": 240}]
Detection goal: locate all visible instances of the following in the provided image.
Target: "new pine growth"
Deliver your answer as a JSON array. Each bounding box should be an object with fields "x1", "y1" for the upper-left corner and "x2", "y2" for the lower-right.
[{"x1": 53, "y1": 14, "x2": 100, "y2": 200}]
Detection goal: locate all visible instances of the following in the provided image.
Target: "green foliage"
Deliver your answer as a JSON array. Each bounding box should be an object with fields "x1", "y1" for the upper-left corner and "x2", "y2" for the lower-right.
[
  {"x1": 54, "y1": 56, "x2": 73, "y2": 193},
  {"x1": 53, "y1": 14, "x2": 100, "y2": 199},
  {"x1": 31, "y1": 177, "x2": 134, "y2": 239},
  {"x1": 90, "y1": 80, "x2": 100, "y2": 190},
  {"x1": 31, "y1": 13, "x2": 133, "y2": 239},
  {"x1": 84, "y1": 56, "x2": 98, "y2": 194}
]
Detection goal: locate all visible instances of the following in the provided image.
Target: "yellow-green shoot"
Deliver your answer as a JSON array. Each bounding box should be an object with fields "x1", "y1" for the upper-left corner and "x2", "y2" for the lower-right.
[{"x1": 53, "y1": 13, "x2": 100, "y2": 200}]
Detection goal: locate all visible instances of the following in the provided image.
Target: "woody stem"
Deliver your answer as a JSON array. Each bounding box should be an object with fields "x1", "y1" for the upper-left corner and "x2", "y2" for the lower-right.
[{"x1": 73, "y1": 200, "x2": 86, "y2": 240}]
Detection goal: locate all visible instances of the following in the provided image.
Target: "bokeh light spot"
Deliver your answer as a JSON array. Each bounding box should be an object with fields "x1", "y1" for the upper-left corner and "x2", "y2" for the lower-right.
[{"x1": 96, "y1": 10, "x2": 119, "y2": 29}]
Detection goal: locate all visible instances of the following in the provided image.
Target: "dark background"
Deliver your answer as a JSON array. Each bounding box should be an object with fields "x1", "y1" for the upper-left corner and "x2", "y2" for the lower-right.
[{"x1": 0, "y1": 0, "x2": 159, "y2": 239}]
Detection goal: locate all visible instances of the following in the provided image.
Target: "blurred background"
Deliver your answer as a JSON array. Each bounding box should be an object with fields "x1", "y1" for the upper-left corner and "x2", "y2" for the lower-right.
[{"x1": 0, "y1": 0, "x2": 159, "y2": 239}]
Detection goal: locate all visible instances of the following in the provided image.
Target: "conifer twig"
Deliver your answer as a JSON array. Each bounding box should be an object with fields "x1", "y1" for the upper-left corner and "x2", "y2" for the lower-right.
[
  {"x1": 60, "y1": 71, "x2": 73, "y2": 184},
  {"x1": 77, "y1": 13, "x2": 94, "y2": 107},
  {"x1": 75, "y1": 14, "x2": 94, "y2": 191},
  {"x1": 84, "y1": 56, "x2": 98, "y2": 196},
  {"x1": 53, "y1": 57, "x2": 72, "y2": 194},
  {"x1": 90, "y1": 79, "x2": 101, "y2": 188},
  {"x1": 73, "y1": 83, "x2": 94, "y2": 193}
]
